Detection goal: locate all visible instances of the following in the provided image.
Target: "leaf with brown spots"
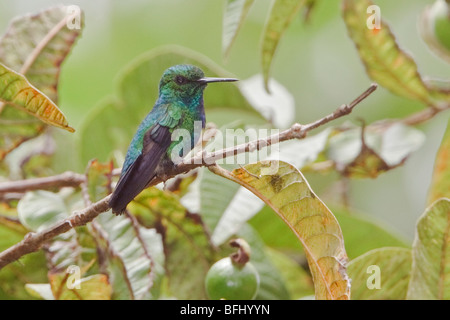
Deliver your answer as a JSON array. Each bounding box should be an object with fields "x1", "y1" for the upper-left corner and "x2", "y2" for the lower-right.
[{"x1": 211, "y1": 161, "x2": 350, "y2": 300}]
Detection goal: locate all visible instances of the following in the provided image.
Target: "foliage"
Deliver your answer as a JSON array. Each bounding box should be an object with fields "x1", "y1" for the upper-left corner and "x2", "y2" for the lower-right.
[{"x1": 0, "y1": 1, "x2": 449, "y2": 300}]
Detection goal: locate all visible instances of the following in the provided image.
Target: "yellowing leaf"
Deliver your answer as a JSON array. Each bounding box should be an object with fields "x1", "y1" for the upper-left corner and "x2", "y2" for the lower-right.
[
  {"x1": 0, "y1": 63, "x2": 74, "y2": 132},
  {"x1": 261, "y1": 0, "x2": 307, "y2": 92},
  {"x1": 212, "y1": 161, "x2": 350, "y2": 300},
  {"x1": 342, "y1": 0, "x2": 443, "y2": 106}
]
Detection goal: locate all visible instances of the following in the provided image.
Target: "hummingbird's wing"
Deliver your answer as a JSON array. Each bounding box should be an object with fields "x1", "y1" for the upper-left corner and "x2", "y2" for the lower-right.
[{"x1": 109, "y1": 105, "x2": 182, "y2": 215}]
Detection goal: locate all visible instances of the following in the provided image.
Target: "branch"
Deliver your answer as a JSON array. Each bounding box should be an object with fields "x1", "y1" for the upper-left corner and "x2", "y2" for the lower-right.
[{"x1": 0, "y1": 83, "x2": 377, "y2": 270}]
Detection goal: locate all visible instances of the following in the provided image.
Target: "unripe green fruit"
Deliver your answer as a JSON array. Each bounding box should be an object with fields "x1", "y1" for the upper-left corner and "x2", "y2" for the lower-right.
[{"x1": 205, "y1": 257, "x2": 260, "y2": 300}]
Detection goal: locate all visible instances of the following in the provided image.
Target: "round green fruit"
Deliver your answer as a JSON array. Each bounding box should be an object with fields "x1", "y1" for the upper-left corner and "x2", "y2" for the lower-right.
[{"x1": 205, "y1": 257, "x2": 260, "y2": 300}]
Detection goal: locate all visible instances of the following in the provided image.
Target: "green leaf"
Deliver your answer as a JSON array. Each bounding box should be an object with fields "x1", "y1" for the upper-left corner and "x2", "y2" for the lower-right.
[
  {"x1": 326, "y1": 123, "x2": 424, "y2": 178},
  {"x1": 342, "y1": 0, "x2": 445, "y2": 106},
  {"x1": 79, "y1": 45, "x2": 264, "y2": 165},
  {"x1": 0, "y1": 223, "x2": 47, "y2": 299},
  {"x1": 261, "y1": 0, "x2": 307, "y2": 92},
  {"x1": 236, "y1": 224, "x2": 291, "y2": 299},
  {"x1": 213, "y1": 161, "x2": 350, "y2": 300},
  {"x1": 347, "y1": 247, "x2": 412, "y2": 300},
  {"x1": 250, "y1": 205, "x2": 409, "y2": 260},
  {"x1": 419, "y1": 0, "x2": 450, "y2": 64},
  {"x1": 332, "y1": 206, "x2": 409, "y2": 259},
  {"x1": 428, "y1": 119, "x2": 450, "y2": 204},
  {"x1": 0, "y1": 63, "x2": 74, "y2": 132},
  {"x1": 130, "y1": 187, "x2": 216, "y2": 300},
  {"x1": 17, "y1": 190, "x2": 86, "y2": 272},
  {"x1": 0, "y1": 5, "x2": 82, "y2": 102},
  {"x1": 407, "y1": 198, "x2": 450, "y2": 300},
  {"x1": 222, "y1": 0, "x2": 255, "y2": 57},
  {"x1": 25, "y1": 283, "x2": 54, "y2": 300},
  {"x1": 94, "y1": 213, "x2": 164, "y2": 300}
]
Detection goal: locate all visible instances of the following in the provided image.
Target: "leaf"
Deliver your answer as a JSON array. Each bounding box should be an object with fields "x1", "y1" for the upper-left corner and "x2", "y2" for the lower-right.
[
  {"x1": 419, "y1": 0, "x2": 450, "y2": 64},
  {"x1": 326, "y1": 123, "x2": 424, "y2": 178},
  {"x1": 0, "y1": 63, "x2": 74, "y2": 132},
  {"x1": 201, "y1": 167, "x2": 242, "y2": 236},
  {"x1": 79, "y1": 45, "x2": 264, "y2": 165},
  {"x1": 49, "y1": 273, "x2": 112, "y2": 300},
  {"x1": 17, "y1": 189, "x2": 86, "y2": 272},
  {"x1": 236, "y1": 224, "x2": 291, "y2": 299},
  {"x1": 265, "y1": 247, "x2": 314, "y2": 299},
  {"x1": 93, "y1": 212, "x2": 164, "y2": 300},
  {"x1": 17, "y1": 190, "x2": 70, "y2": 233},
  {"x1": 347, "y1": 247, "x2": 412, "y2": 300},
  {"x1": 130, "y1": 187, "x2": 216, "y2": 300},
  {"x1": 0, "y1": 223, "x2": 47, "y2": 299},
  {"x1": 25, "y1": 283, "x2": 54, "y2": 300},
  {"x1": 261, "y1": 0, "x2": 307, "y2": 92},
  {"x1": 0, "y1": 5, "x2": 82, "y2": 159},
  {"x1": 222, "y1": 0, "x2": 255, "y2": 58},
  {"x1": 331, "y1": 206, "x2": 409, "y2": 259},
  {"x1": 428, "y1": 119, "x2": 450, "y2": 204},
  {"x1": 250, "y1": 205, "x2": 408, "y2": 260},
  {"x1": 239, "y1": 74, "x2": 295, "y2": 128},
  {"x1": 0, "y1": 5, "x2": 82, "y2": 102},
  {"x1": 407, "y1": 198, "x2": 450, "y2": 300},
  {"x1": 85, "y1": 160, "x2": 163, "y2": 300},
  {"x1": 342, "y1": 0, "x2": 445, "y2": 106},
  {"x1": 213, "y1": 161, "x2": 350, "y2": 300}
]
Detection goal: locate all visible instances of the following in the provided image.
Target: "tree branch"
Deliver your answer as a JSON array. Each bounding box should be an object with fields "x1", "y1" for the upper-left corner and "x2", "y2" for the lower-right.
[
  {"x1": 0, "y1": 171, "x2": 85, "y2": 194},
  {"x1": 0, "y1": 83, "x2": 377, "y2": 270}
]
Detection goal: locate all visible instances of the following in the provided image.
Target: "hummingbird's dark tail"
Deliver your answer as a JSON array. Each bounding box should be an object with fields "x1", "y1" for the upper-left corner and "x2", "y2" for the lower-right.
[{"x1": 109, "y1": 123, "x2": 172, "y2": 215}]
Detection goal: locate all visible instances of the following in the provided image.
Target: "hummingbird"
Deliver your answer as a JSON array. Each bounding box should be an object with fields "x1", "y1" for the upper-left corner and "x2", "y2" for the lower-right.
[{"x1": 109, "y1": 64, "x2": 238, "y2": 214}]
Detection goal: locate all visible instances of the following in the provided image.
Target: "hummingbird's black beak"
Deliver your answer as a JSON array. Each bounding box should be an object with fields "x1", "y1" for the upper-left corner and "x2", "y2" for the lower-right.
[{"x1": 196, "y1": 77, "x2": 238, "y2": 84}]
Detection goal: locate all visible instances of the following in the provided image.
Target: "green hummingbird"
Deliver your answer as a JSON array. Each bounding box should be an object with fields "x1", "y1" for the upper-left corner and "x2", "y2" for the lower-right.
[{"x1": 109, "y1": 64, "x2": 238, "y2": 214}]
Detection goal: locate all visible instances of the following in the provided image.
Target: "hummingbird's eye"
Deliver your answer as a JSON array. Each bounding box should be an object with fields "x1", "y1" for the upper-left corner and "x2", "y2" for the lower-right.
[{"x1": 174, "y1": 75, "x2": 188, "y2": 85}]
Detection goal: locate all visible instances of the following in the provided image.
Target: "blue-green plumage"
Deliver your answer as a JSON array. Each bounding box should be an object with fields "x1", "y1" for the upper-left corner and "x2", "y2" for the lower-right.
[{"x1": 109, "y1": 64, "x2": 237, "y2": 214}]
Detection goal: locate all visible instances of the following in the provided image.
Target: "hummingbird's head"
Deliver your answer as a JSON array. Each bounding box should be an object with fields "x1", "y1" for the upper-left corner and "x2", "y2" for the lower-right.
[{"x1": 159, "y1": 64, "x2": 238, "y2": 104}]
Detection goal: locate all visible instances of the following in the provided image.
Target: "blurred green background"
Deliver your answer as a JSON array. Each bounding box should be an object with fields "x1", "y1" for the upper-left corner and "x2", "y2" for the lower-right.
[{"x1": 0, "y1": 0, "x2": 448, "y2": 241}]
